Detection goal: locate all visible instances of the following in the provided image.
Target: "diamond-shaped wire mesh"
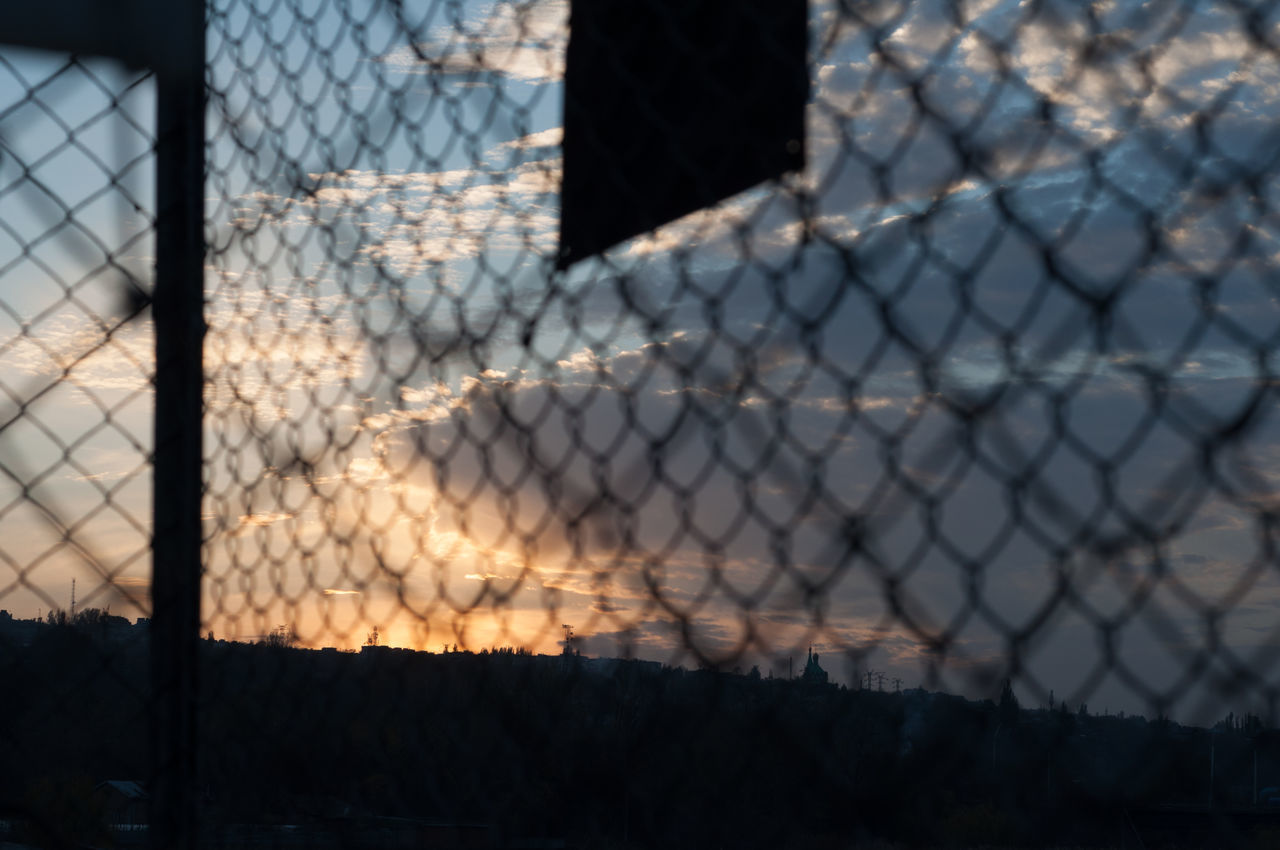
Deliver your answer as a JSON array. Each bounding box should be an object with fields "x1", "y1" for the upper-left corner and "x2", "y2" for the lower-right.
[
  {"x1": 11, "y1": 0, "x2": 1280, "y2": 845},
  {"x1": 193, "y1": 0, "x2": 1280, "y2": 843},
  {"x1": 0, "y1": 48, "x2": 154, "y2": 845},
  {"x1": 205, "y1": 0, "x2": 1280, "y2": 711}
]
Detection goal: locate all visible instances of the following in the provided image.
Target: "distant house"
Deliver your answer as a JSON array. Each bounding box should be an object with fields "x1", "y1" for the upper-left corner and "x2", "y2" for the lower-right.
[
  {"x1": 95, "y1": 780, "x2": 147, "y2": 829},
  {"x1": 801, "y1": 647, "x2": 828, "y2": 685}
]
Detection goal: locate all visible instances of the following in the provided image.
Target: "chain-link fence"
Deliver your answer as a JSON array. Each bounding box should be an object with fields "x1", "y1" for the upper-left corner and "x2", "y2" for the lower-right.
[
  {"x1": 205, "y1": 0, "x2": 1280, "y2": 712},
  {"x1": 8, "y1": 0, "x2": 1280, "y2": 846},
  {"x1": 0, "y1": 45, "x2": 157, "y2": 847}
]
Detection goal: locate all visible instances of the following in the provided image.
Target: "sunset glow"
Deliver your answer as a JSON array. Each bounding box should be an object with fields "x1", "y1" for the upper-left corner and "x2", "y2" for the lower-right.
[{"x1": 3, "y1": 0, "x2": 1280, "y2": 726}]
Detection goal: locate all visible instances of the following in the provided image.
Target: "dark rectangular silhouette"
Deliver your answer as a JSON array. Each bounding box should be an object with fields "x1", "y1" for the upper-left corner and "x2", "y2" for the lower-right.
[{"x1": 558, "y1": 0, "x2": 808, "y2": 268}]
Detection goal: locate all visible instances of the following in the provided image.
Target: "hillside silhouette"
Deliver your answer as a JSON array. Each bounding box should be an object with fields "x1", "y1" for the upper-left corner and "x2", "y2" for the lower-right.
[{"x1": 3, "y1": 610, "x2": 1280, "y2": 848}]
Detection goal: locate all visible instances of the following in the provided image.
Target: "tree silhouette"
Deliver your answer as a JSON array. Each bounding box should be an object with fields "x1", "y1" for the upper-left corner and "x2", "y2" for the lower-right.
[{"x1": 999, "y1": 678, "x2": 1019, "y2": 727}]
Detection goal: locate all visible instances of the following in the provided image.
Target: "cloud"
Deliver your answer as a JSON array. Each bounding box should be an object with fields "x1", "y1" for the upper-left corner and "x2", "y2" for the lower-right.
[
  {"x1": 0, "y1": 310, "x2": 151, "y2": 397},
  {"x1": 189, "y1": 0, "x2": 1280, "y2": 711},
  {"x1": 237, "y1": 156, "x2": 560, "y2": 275},
  {"x1": 348, "y1": 233, "x2": 1280, "y2": 702},
  {"x1": 493, "y1": 127, "x2": 562, "y2": 156},
  {"x1": 357, "y1": 328, "x2": 941, "y2": 654},
  {"x1": 376, "y1": 0, "x2": 567, "y2": 85},
  {"x1": 235, "y1": 512, "x2": 294, "y2": 532},
  {"x1": 574, "y1": 617, "x2": 740, "y2": 662}
]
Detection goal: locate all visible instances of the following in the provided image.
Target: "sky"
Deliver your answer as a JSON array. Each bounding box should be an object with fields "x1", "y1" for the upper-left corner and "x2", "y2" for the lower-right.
[
  {"x1": 0, "y1": 47, "x2": 155, "y2": 618},
  {"x1": 3, "y1": 0, "x2": 1280, "y2": 723}
]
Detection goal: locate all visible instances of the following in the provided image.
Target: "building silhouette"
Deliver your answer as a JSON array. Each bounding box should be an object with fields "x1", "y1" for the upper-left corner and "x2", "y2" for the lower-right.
[{"x1": 801, "y1": 646, "x2": 828, "y2": 685}]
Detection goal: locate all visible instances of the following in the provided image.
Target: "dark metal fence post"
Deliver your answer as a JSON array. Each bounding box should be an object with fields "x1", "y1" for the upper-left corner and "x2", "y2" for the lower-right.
[{"x1": 151, "y1": 0, "x2": 206, "y2": 847}]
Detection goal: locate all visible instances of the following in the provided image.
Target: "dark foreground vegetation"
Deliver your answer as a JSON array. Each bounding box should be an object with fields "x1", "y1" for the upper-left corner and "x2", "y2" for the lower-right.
[{"x1": 3, "y1": 610, "x2": 1280, "y2": 848}]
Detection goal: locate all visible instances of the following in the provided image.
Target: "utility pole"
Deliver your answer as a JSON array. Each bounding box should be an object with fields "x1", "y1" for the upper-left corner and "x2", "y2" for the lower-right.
[{"x1": 70, "y1": 578, "x2": 75, "y2": 618}]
